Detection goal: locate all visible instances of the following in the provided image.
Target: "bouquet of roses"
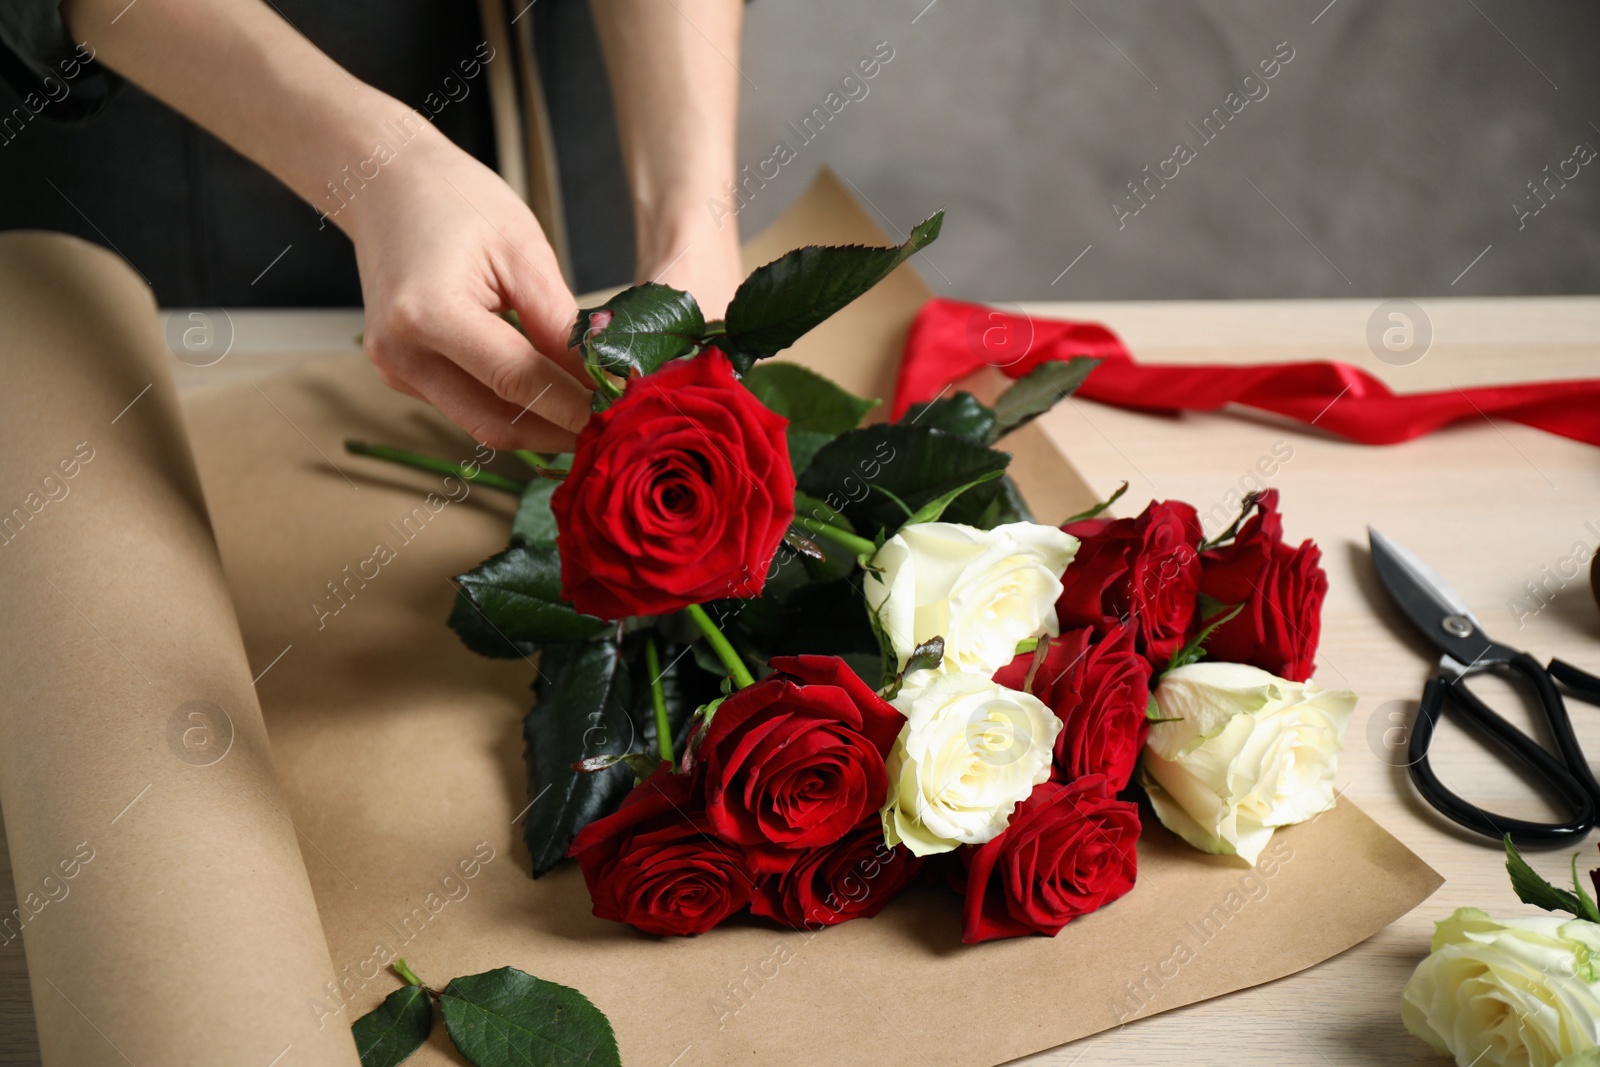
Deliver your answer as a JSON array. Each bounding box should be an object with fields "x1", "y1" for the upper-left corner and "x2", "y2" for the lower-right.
[{"x1": 350, "y1": 214, "x2": 1357, "y2": 945}]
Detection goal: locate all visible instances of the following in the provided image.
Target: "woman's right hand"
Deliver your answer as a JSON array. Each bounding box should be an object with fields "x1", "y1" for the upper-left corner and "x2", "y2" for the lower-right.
[{"x1": 338, "y1": 114, "x2": 594, "y2": 452}]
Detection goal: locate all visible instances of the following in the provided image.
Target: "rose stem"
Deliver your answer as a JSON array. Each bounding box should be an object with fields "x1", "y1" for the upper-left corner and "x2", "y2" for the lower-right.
[
  {"x1": 644, "y1": 635, "x2": 674, "y2": 762},
  {"x1": 683, "y1": 604, "x2": 756, "y2": 689},
  {"x1": 343, "y1": 440, "x2": 527, "y2": 494},
  {"x1": 391, "y1": 958, "x2": 441, "y2": 996},
  {"x1": 392, "y1": 957, "x2": 425, "y2": 986},
  {"x1": 791, "y1": 516, "x2": 878, "y2": 558}
]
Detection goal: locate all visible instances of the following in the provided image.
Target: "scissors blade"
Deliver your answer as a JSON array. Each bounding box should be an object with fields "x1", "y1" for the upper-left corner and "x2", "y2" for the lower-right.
[{"x1": 1368, "y1": 527, "x2": 1505, "y2": 666}]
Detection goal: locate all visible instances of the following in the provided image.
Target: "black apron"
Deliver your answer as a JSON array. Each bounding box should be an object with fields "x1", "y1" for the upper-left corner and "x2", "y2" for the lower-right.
[{"x1": 0, "y1": 0, "x2": 631, "y2": 306}]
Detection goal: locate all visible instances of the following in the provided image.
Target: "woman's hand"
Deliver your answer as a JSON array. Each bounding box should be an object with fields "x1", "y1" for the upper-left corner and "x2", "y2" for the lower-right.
[{"x1": 339, "y1": 117, "x2": 594, "y2": 451}]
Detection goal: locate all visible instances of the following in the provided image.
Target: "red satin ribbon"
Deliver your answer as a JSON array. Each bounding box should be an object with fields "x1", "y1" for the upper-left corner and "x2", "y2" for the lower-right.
[{"x1": 893, "y1": 298, "x2": 1600, "y2": 447}]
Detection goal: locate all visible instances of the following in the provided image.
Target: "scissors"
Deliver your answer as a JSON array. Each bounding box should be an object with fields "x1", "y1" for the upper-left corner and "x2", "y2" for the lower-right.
[{"x1": 1369, "y1": 528, "x2": 1600, "y2": 847}]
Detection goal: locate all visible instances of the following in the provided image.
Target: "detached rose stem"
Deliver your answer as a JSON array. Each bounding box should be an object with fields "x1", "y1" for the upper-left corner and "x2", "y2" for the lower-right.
[
  {"x1": 683, "y1": 603, "x2": 756, "y2": 689},
  {"x1": 343, "y1": 440, "x2": 527, "y2": 493},
  {"x1": 644, "y1": 636, "x2": 675, "y2": 761}
]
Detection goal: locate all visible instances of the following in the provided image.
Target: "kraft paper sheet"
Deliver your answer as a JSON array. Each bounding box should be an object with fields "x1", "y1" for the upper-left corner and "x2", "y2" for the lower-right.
[{"x1": 0, "y1": 172, "x2": 1442, "y2": 1067}]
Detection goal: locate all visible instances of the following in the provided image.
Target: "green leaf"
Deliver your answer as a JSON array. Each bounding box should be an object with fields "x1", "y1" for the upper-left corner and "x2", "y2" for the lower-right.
[
  {"x1": 448, "y1": 545, "x2": 606, "y2": 658},
  {"x1": 569, "y1": 282, "x2": 705, "y2": 380},
  {"x1": 352, "y1": 985, "x2": 432, "y2": 1067},
  {"x1": 743, "y1": 361, "x2": 878, "y2": 434},
  {"x1": 986, "y1": 357, "x2": 1102, "y2": 444},
  {"x1": 510, "y1": 457, "x2": 571, "y2": 548},
  {"x1": 524, "y1": 639, "x2": 632, "y2": 876},
  {"x1": 1164, "y1": 603, "x2": 1245, "y2": 674},
  {"x1": 438, "y1": 967, "x2": 620, "y2": 1067},
  {"x1": 522, "y1": 636, "x2": 709, "y2": 876},
  {"x1": 1574, "y1": 854, "x2": 1600, "y2": 923},
  {"x1": 903, "y1": 470, "x2": 1005, "y2": 526},
  {"x1": 977, "y1": 474, "x2": 1035, "y2": 528},
  {"x1": 902, "y1": 392, "x2": 997, "y2": 444},
  {"x1": 730, "y1": 576, "x2": 879, "y2": 663},
  {"x1": 720, "y1": 211, "x2": 945, "y2": 372},
  {"x1": 903, "y1": 637, "x2": 945, "y2": 674},
  {"x1": 797, "y1": 423, "x2": 1010, "y2": 537},
  {"x1": 1505, "y1": 835, "x2": 1588, "y2": 919},
  {"x1": 785, "y1": 430, "x2": 835, "y2": 478},
  {"x1": 1063, "y1": 481, "x2": 1129, "y2": 526},
  {"x1": 743, "y1": 362, "x2": 881, "y2": 476}
]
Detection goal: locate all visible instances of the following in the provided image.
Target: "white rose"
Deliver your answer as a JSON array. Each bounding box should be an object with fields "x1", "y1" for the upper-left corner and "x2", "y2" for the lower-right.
[
  {"x1": 1139, "y1": 661, "x2": 1355, "y2": 865},
  {"x1": 863, "y1": 521, "x2": 1078, "y2": 675},
  {"x1": 1402, "y1": 908, "x2": 1600, "y2": 1067},
  {"x1": 881, "y1": 669, "x2": 1060, "y2": 857}
]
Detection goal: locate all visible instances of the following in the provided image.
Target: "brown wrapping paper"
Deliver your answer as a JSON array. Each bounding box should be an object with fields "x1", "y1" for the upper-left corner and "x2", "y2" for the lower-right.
[
  {"x1": 0, "y1": 173, "x2": 1442, "y2": 1066},
  {"x1": 0, "y1": 232, "x2": 362, "y2": 1066}
]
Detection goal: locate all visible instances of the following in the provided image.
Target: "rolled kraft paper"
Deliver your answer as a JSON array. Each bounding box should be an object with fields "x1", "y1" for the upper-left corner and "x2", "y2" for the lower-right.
[{"x1": 0, "y1": 233, "x2": 359, "y2": 1066}]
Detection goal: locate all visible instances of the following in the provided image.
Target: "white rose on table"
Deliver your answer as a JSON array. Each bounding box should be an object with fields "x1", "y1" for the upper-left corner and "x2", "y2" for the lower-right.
[
  {"x1": 1402, "y1": 908, "x2": 1600, "y2": 1067},
  {"x1": 881, "y1": 669, "x2": 1060, "y2": 857},
  {"x1": 1139, "y1": 661, "x2": 1355, "y2": 865},
  {"x1": 863, "y1": 521, "x2": 1078, "y2": 675}
]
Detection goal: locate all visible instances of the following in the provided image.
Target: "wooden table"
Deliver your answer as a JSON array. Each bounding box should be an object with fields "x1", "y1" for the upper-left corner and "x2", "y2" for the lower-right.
[{"x1": 2, "y1": 298, "x2": 1597, "y2": 1065}]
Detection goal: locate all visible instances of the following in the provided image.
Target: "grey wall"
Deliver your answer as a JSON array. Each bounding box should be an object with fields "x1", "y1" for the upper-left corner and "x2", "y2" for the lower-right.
[{"x1": 730, "y1": 0, "x2": 1600, "y2": 301}]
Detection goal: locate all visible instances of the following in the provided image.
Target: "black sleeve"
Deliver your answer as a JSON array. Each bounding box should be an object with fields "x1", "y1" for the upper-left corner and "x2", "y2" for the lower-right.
[{"x1": 0, "y1": 0, "x2": 118, "y2": 121}]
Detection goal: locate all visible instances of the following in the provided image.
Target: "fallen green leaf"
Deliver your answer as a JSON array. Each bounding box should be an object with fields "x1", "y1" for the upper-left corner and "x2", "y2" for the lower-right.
[
  {"x1": 352, "y1": 985, "x2": 432, "y2": 1067},
  {"x1": 439, "y1": 966, "x2": 621, "y2": 1067}
]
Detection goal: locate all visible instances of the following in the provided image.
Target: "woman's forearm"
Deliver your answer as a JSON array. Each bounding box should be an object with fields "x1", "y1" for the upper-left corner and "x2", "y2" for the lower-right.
[
  {"x1": 591, "y1": 0, "x2": 743, "y2": 302},
  {"x1": 62, "y1": 0, "x2": 595, "y2": 449}
]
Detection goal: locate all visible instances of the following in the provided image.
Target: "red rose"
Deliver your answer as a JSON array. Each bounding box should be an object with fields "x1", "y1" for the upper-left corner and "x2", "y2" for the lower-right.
[
  {"x1": 993, "y1": 623, "x2": 1152, "y2": 790},
  {"x1": 1057, "y1": 500, "x2": 1202, "y2": 667},
  {"x1": 552, "y1": 348, "x2": 795, "y2": 620},
  {"x1": 697, "y1": 655, "x2": 903, "y2": 864},
  {"x1": 750, "y1": 817, "x2": 923, "y2": 929},
  {"x1": 1198, "y1": 489, "x2": 1328, "y2": 682},
  {"x1": 956, "y1": 775, "x2": 1139, "y2": 943},
  {"x1": 568, "y1": 764, "x2": 752, "y2": 936}
]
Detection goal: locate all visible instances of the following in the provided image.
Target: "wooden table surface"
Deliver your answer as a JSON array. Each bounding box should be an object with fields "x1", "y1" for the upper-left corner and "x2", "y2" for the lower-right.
[{"x1": 2, "y1": 298, "x2": 1597, "y2": 1065}]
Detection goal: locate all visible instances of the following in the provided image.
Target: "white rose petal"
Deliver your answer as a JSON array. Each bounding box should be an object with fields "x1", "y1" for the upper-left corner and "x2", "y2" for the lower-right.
[
  {"x1": 1140, "y1": 661, "x2": 1355, "y2": 865},
  {"x1": 881, "y1": 670, "x2": 1060, "y2": 857},
  {"x1": 1403, "y1": 908, "x2": 1600, "y2": 1067},
  {"x1": 863, "y1": 521, "x2": 1079, "y2": 676}
]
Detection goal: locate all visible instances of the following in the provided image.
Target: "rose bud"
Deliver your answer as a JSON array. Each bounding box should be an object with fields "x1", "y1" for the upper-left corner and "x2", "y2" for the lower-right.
[
  {"x1": 864, "y1": 520, "x2": 1079, "y2": 676},
  {"x1": 955, "y1": 775, "x2": 1140, "y2": 943},
  {"x1": 750, "y1": 817, "x2": 923, "y2": 929},
  {"x1": 993, "y1": 623, "x2": 1152, "y2": 790},
  {"x1": 551, "y1": 348, "x2": 795, "y2": 620},
  {"x1": 1056, "y1": 500, "x2": 1202, "y2": 669},
  {"x1": 1198, "y1": 489, "x2": 1328, "y2": 683},
  {"x1": 1140, "y1": 661, "x2": 1355, "y2": 865},
  {"x1": 698, "y1": 655, "x2": 904, "y2": 863},
  {"x1": 882, "y1": 670, "x2": 1060, "y2": 857},
  {"x1": 568, "y1": 764, "x2": 752, "y2": 936}
]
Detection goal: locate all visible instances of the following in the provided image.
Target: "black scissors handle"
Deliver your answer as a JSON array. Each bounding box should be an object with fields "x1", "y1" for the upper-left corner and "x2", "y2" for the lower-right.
[
  {"x1": 1552, "y1": 658, "x2": 1600, "y2": 704},
  {"x1": 1407, "y1": 651, "x2": 1599, "y2": 847}
]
